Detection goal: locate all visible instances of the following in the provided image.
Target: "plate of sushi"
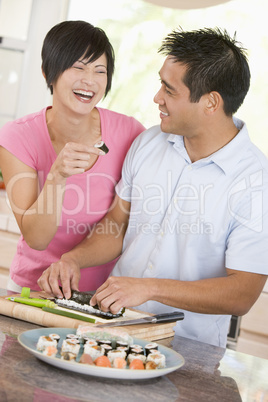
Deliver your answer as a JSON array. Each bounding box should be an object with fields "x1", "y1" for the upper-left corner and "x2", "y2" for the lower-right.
[{"x1": 18, "y1": 326, "x2": 185, "y2": 379}]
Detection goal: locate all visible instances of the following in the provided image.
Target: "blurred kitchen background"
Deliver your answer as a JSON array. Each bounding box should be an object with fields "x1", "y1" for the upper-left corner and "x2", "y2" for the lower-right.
[{"x1": 0, "y1": 0, "x2": 267, "y2": 359}]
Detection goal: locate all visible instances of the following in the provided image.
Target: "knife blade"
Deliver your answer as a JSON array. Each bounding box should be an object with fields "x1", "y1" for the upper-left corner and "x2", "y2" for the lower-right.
[{"x1": 95, "y1": 311, "x2": 184, "y2": 327}]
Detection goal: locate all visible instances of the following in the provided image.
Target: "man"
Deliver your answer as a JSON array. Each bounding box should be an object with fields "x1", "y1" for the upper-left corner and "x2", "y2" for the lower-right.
[{"x1": 38, "y1": 28, "x2": 268, "y2": 347}]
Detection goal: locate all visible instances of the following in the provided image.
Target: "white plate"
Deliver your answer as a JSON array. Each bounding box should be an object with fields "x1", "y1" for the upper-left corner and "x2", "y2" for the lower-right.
[{"x1": 18, "y1": 327, "x2": 185, "y2": 380}]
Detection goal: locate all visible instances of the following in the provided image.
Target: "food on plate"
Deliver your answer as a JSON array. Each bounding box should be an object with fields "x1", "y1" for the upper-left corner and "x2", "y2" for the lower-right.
[
  {"x1": 95, "y1": 355, "x2": 112, "y2": 367},
  {"x1": 35, "y1": 327, "x2": 166, "y2": 370},
  {"x1": 36, "y1": 335, "x2": 57, "y2": 351},
  {"x1": 43, "y1": 345, "x2": 58, "y2": 357},
  {"x1": 76, "y1": 325, "x2": 133, "y2": 345},
  {"x1": 84, "y1": 345, "x2": 105, "y2": 361},
  {"x1": 127, "y1": 353, "x2": 146, "y2": 365},
  {"x1": 61, "y1": 352, "x2": 76, "y2": 361},
  {"x1": 145, "y1": 361, "x2": 157, "y2": 370},
  {"x1": 146, "y1": 352, "x2": 166, "y2": 369},
  {"x1": 61, "y1": 339, "x2": 80, "y2": 356},
  {"x1": 145, "y1": 342, "x2": 158, "y2": 356},
  {"x1": 84, "y1": 339, "x2": 98, "y2": 347},
  {"x1": 113, "y1": 357, "x2": 127, "y2": 369},
  {"x1": 80, "y1": 353, "x2": 94, "y2": 365},
  {"x1": 102, "y1": 344, "x2": 113, "y2": 355},
  {"x1": 49, "y1": 333, "x2": 60, "y2": 343},
  {"x1": 129, "y1": 359, "x2": 145, "y2": 370},
  {"x1": 107, "y1": 349, "x2": 127, "y2": 364}
]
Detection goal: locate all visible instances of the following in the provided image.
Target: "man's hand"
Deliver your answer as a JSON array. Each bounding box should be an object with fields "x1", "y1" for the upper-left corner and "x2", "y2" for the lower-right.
[
  {"x1": 37, "y1": 256, "x2": 81, "y2": 299},
  {"x1": 90, "y1": 276, "x2": 153, "y2": 314}
]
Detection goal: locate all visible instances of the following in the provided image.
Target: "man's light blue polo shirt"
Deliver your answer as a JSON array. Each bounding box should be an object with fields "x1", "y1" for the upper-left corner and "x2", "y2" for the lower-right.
[{"x1": 113, "y1": 118, "x2": 268, "y2": 347}]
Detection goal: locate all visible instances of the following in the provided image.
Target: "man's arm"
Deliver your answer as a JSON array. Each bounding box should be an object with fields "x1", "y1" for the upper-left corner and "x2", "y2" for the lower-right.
[
  {"x1": 90, "y1": 269, "x2": 267, "y2": 317},
  {"x1": 37, "y1": 195, "x2": 130, "y2": 298}
]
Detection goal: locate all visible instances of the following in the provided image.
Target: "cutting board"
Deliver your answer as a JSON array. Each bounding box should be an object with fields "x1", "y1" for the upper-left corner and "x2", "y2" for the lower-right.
[{"x1": 0, "y1": 291, "x2": 175, "y2": 341}]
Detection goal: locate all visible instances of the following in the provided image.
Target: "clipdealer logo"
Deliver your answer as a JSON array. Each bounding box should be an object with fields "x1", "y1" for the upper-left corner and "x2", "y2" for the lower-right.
[{"x1": 227, "y1": 170, "x2": 263, "y2": 232}]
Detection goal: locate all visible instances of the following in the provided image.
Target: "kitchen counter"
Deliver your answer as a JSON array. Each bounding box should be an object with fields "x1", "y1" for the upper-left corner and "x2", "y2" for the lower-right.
[{"x1": 0, "y1": 290, "x2": 267, "y2": 402}]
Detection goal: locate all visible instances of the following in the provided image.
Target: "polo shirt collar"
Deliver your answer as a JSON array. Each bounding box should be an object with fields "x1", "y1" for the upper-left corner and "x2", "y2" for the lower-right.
[{"x1": 166, "y1": 118, "x2": 251, "y2": 175}]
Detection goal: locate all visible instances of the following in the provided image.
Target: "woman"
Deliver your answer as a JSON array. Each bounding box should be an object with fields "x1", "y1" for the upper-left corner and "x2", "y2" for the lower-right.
[{"x1": 0, "y1": 20, "x2": 145, "y2": 292}]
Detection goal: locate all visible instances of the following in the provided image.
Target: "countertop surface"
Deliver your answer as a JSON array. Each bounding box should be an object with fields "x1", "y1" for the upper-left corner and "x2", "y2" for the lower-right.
[{"x1": 0, "y1": 289, "x2": 267, "y2": 402}]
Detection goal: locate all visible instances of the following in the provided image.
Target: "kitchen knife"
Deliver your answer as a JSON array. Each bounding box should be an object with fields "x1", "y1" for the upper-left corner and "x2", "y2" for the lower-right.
[{"x1": 96, "y1": 311, "x2": 184, "y2": 327}]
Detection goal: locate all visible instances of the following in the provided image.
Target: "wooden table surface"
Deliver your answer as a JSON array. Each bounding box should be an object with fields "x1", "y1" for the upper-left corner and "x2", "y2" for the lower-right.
[{"x1": 0, "y1": 289, "x2": 267, "y2": 402}]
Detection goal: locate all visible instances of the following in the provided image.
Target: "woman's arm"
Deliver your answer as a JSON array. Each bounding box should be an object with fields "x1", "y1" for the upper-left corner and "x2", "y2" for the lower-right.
[
  {"x1": 0, "y1": 143, "x2": 102, "y2": 250},
  {"x1": 37, "y1": 195, "x2": 131, "y2": 298}
]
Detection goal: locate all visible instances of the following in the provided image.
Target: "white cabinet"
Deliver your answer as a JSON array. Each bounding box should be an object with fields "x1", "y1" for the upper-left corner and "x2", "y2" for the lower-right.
[
  {"x1": 0, "y1": 190, "x2": 20, "y2": 288},
  {"x1": 236, "y1": 282, "x2": 268, "y2": 359}
]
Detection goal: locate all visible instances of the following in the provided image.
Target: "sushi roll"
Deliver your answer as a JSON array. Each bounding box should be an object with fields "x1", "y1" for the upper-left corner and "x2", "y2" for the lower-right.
[
  {"x1": 83, "y1": 345, "x2": 104, "y2": 361},
  {"x1": 129, "y1": 344, "x2": 143, "y2": 351},
  {"x1": 36, "y1": 335, "x2": 57, "y2": 351},
  {"x1": 146, "y1": 352, "x2": 166, "y2": 369},
  {"x1": 61, "y1": 339, "x2": 80, "y2": 356},
  {"x1": 145, "y1": 361, "x2": 157, "y2": 370},
  {"x1": 66, "y1": 334, "x2": 80, "y2": 343},
  {"x1": 97, "y1": 339, "x2": 112, "y2": 347},
  {"x1": 116, "y1": 346, "x2": 129, "y2": 355},
  {"x1": 130, "y1": 346, "x2": 144, "y2": 356},
  {"x1": 116, "y1": 340, "x2": 129, "y2": 349},
  {"x1": 107, "y1": 349, "x2": 127, "y2": 364},
  {"x1": 145, "y1": 342, "x2": 158, "y2": 356},
  {"x1": 61, "y1": 352, "x2": 76, "y2": 361},
  {"x1": 94, "y1": 141, "x2": 109, "y2": 154},
  {"x1": 127, "y1": 353, "x2": 146, "y2": 365},
  {"x1": 49, "y1": 333, "x2": 60, "y2": 343},
  {"x1": 84, "y1": 339, "x2": 98, "y2": 347},
  {"x1": 102, "y1": 344, "x2": 113, "y2": 356},
  {"x1": 43, "y1": 345, "x2": 58, "y2": 357},
  {"x1": 113, "y1": 357, "x2": 127, "y2": 369}
]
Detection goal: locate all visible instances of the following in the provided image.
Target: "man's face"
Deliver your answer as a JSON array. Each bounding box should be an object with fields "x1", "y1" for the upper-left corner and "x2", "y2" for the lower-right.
[{"x1": 154, "y1": 56, "x2": 205, "y2": 137}]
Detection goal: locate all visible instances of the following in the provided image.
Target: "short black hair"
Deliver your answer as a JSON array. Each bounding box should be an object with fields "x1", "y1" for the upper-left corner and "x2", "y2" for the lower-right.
[
  {"x1": 159, "y1": 27, "x2": 250, "y2": 116},
  {"x1": 41, "y1": 20, "x2": 115, "y2": 96}
]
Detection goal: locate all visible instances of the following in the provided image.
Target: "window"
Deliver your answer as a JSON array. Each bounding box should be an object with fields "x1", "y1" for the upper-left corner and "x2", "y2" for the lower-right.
[{"x1": 68, "y1": 0, "x2": 268, "y2": 155}]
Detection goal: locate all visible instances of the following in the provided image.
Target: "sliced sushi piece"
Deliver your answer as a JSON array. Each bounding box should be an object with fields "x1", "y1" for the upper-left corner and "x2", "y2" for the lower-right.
[
  {"x1": 61, "y1": 339, "x2": 80, "y2": 356},
  {"x1": 43, "y1": 345, "x2": 58, "y2": 357},
  {"x1": 97, "y1": 339, "x2": 112, "y2": 347},
  {"x1": 116, "y1": 340, "x2": 129, "y2": 349},
  {"x1": 61, "y1": 351, "x2": 76, "y2": 361},
  {"x1": 107, "y1": 349, "x2": 127, "y2": 364},
  {"x1": 94, "y1": 140, "x2": 109, "y2": 154},
  {"x1": 83, "y1": 345, "x2": 105, "y2": 361},
  {"x1": 127, "y1": 353, "x2": 146, "y2": 365},
  {"x1": 36, "y1": 335, "x2": 57, "y2": 351},
  {"x1": 129, "y1": 344, "x2": 143, "y2": 351},
  {"x1": 95, "y1": 355, "x2": 112, "y2": 367},
  {"x1": 84, "y1": 339, "x2": 98, "y2": 347},
  {"x1": 130, "y1": 347, "x2": 144, "y2": 355},
  {"x1": 116, "y1": 346, "x2": 129, "y2": 355},
  {"x1": 129, "y1": 358, "x2": 144, "y2": 370},
  {"x1": 113, "y1": 357, "x2": 127, "y2": 369},
  {"x1": 49, "y1": 333, "x2": 60, "y2": 343},
  {"x1": 146, "y1": 352, "x2": 166, "y2": 369},
  {"x1": 145, "y1": 361, "x2": 157, "y2": 370},
  {"x1": 80, "y1": 353, "x2": 94, "y2": 365},
  {"x1": 66, "y1": 334, "x2": 80, "y2": 342},
  {"x1": 102, "y1": 344, "x2": 113, "y2": 356},
  {"x1": 145, "y1": 342, "x2": 158, "y2": 356}
]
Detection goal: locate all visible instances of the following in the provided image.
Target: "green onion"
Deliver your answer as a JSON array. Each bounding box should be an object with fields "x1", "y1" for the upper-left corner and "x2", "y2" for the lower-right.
[
  {"x1": 21, "y1": 287, "x2": 31, "y2": 298},
  {"x1": 42, "y1": 306, "x2": 96, "y2": 323},
  {"x1": 8, "y1": 297, "x2": 55, "y2": 308}
]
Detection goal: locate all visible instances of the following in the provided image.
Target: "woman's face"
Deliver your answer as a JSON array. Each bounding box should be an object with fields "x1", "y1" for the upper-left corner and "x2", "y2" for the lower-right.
[{"x1": 52, "y1": 53, "x2": 108, "y2": 116}]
